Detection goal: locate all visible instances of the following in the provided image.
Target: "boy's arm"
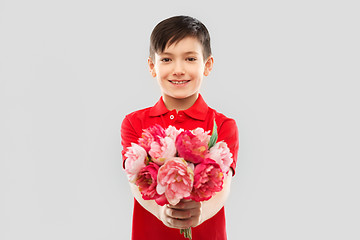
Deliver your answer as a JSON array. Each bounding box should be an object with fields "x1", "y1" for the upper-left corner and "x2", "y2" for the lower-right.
[
  {"x1": 198, "y1": 168, "x2": 232, "y2": 225},
  {"x1": 217, "y1": 118, "x2": 239, "y2": 175},
  {"x1": 121, "y1": 116, "x2": 140, "y2": 168},
  {"x1": 129, "y1": 182, "x2": 163, "y2": 220}
]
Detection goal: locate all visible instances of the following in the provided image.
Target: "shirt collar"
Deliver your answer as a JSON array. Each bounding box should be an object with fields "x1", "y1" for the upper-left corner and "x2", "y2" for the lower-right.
[
  {"x1": 149, "y1": 94, "x2": 209, "y2": 120},
  {"x1": 149, "y1": 96, "x2": 169, "y2": 116}
]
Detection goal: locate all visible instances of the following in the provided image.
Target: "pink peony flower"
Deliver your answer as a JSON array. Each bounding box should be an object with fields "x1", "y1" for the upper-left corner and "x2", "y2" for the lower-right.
[
  {"x1": 206, "y1": 141, "x2": 233, "y2": 174},
  {"x1": 175, "y1": 130, "x2": 208, "y2": 164},
  {"x1": 191, "y1": 127, "x2": 211, "y2": 146},
  {"x1": 138, "y1": 124, "x2": 166, "y2": 152},
  {"x1": 149, "y1": 136, "x2": 176, "y2": 165},
  {"x1": 165, "y1": 125, "x2": 183, "y2": 141},
  {"x1": 124, "y1": 143, "x2": 148, "y2": 182},
  {"x1": 156, "y1": 157, "x2": 194, "y2": 205},
  {"x1": 191, "y1": 158, "x2": 224, "y2": 202},
  {"x1": 135, "y1": 162, "x2": 162, "y2": 201}
]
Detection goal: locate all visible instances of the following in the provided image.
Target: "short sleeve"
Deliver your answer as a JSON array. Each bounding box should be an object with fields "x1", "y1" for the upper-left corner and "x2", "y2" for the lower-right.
[
  {"x1": 120, "y1": 116, "x2": 140, "y2": 168},
  {"x1": 217, "y1": 118, "x2": 239, "y2": 175}
]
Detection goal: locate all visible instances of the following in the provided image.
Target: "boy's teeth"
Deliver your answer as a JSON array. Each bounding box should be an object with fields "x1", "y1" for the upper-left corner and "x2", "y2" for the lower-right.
[{"x1": 171, "y1": 80, "x2": 188, "y2": 84}]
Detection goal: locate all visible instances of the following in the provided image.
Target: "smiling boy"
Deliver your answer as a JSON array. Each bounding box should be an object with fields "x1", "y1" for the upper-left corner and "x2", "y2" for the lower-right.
[{"x1": 121, "y1": 16, "x2": 239, "y2": 240}]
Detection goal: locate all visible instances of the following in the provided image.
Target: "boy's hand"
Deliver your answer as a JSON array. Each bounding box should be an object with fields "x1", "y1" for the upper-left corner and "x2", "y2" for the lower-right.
[{"x1": 159, "y1": 199, "x2": 202, "y2": 229}]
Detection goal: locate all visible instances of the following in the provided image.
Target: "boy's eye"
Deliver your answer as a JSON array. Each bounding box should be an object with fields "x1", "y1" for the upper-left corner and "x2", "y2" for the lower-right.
[
  {"x1": 186, "y1": 57, "x2": 197, "y2": 61},
  {"x1": 161, "y1": 58, "x2": 171, "y2": 62}
]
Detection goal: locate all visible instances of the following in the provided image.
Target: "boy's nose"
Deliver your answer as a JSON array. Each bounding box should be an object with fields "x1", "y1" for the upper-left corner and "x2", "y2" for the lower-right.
[{"x1": 173, "y1": 62, "x2": 185, "y2": 76}]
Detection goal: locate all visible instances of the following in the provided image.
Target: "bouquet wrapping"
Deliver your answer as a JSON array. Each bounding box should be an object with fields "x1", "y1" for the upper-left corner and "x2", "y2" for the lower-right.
[{"x1": 124, "y1": 122, "x2": 233, "y2": 239}]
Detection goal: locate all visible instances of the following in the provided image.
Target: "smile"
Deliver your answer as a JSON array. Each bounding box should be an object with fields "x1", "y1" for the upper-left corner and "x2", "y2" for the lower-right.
[{"x1": 169, "y1": 80, "x2": 190, "y2": 85}]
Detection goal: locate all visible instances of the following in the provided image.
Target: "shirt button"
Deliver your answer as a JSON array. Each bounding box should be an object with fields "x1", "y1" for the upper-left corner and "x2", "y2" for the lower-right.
[{"x1": 170, "y1": 115, "x2": 174, "y2": 120}]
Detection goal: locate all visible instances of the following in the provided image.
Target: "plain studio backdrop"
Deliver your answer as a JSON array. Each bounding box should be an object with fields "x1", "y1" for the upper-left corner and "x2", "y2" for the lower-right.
[{"x1": 1, "y1": 0, "x2": 359, "y2": 239}]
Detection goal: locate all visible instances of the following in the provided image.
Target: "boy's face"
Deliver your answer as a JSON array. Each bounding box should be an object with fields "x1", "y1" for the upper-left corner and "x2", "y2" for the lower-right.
[{"x1": 148, "y1": 36, "x2": 213, "y2": 106}]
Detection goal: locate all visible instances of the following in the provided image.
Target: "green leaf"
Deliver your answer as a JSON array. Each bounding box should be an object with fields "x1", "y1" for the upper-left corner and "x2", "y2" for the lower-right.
[{"x1": 208, "y1": 120, "x2": 218, "y2": 149}]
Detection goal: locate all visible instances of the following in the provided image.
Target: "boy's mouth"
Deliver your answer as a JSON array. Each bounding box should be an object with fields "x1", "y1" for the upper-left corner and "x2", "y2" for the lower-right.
[{"x1": 168, "y1": 80, "x2": 190, "y2": 85}]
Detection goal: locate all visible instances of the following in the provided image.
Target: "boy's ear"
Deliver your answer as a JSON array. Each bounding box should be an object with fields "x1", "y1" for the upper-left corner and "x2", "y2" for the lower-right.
[
  {"x1": 148, "y1": 57, "x2": 157, "y2": 77},
  {"x1": 203, "y1": 56, "x2": 214, "y2": 76}
]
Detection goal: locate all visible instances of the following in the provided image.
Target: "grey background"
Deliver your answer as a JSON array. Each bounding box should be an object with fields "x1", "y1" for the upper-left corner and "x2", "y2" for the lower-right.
[{"x1": 1, "y1": 0, "x2": 359, "y2": 239}]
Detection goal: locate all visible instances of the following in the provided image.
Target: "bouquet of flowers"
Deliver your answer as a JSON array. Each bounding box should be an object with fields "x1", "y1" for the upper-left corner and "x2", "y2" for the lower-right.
[{"x1": 124, "y1": 122, "x2": 233, "y2": 239}]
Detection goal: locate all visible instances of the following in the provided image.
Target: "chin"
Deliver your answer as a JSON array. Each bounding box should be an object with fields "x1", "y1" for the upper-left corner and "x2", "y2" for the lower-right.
[{"x1": 168, "y1": 92, "x2": 198, "y2": 100}]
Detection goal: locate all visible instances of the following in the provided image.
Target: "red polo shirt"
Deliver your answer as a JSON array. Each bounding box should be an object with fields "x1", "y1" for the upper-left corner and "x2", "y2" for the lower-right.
[{"x1": 121, "y1": 94, "x2": 239, "y2": 240}]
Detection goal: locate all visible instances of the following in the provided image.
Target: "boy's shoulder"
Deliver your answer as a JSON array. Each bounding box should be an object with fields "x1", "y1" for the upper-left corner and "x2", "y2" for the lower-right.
[
  {"x1": 124, "y1": 96, "x2": 166, "y2": 122},
  {"x1": 208, "y1": 106, "x2": 237, "y2": 125},
  {"x1": 124, "y1": 106, "x2": 153, "y2": 121},
  {"x1": 121, "y1": 106, "x2": 154, "y2": 136}
]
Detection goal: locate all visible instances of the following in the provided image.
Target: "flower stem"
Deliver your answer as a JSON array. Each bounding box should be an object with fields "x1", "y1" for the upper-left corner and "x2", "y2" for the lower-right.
[{"x1": 180, "y1": 227, "x2": 192, "y2": 239}]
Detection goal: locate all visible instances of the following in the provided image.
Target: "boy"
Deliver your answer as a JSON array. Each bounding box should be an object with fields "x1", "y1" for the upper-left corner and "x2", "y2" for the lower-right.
[{"x1": 121, "y1": 15, "x2": 239, "y2": 240}]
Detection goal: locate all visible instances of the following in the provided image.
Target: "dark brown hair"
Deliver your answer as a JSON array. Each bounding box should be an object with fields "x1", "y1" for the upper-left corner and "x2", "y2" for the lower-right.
[{"x1": 149, "y1": 16, "x2": 212, "y2": 61}]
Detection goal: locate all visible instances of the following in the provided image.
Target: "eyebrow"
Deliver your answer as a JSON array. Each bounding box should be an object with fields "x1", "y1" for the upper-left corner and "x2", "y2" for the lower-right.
[{"x1": 160, "y1": 51, "x2": 200, "y2": 56}]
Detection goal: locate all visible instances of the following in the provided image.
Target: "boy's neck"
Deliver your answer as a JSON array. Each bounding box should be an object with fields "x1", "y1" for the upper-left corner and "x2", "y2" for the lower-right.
[{"x1": 163, "y1": 93, "x2": 199, "y2": 112}]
